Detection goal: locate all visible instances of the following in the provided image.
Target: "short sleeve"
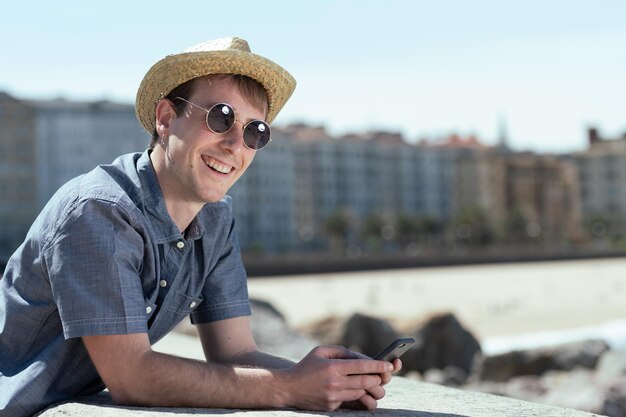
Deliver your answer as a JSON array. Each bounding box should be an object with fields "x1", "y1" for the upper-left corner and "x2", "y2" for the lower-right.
[
  {"x1": 42, "y1": 199, "x2": 148, "y2": 339},
  {"x1": 190, "y1": 217, "x2": 251, "y2": 324}
]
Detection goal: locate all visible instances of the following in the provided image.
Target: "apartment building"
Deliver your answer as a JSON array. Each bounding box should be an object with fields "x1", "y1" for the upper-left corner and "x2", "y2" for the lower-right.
[
  {"x1": 229, "y1": 126, "x2": 454, "y2": 253},
  {"x1": 0, "y1": 93, "x2": 149, "y2": 259},
  {"x1": 30, "y1": 98, "x2": 149, "y2": 207},
  {"x1": 425, "y1": 135, "x2": 582, "y2": 243},
  {"x1": 228, "y1": 128, "x2": 297, "y2": 253},
  {"x1": 0, "y1": 93, "x2": 37, "y2": 257},
  {"x1": 495, "y1": 152, "x2": 582, "y2": 241},
  {"x1": 574, "y1": 128, "x2": 626, "y2": 236},
  {"x1": 0, "y1": 92, "x2": 597, "y2": 259}
]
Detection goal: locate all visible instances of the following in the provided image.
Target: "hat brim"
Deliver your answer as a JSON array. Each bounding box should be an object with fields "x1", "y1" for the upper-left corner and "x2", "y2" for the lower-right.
[{"x1": 135, "y1": 50, "x2": 296, "y2": 133}]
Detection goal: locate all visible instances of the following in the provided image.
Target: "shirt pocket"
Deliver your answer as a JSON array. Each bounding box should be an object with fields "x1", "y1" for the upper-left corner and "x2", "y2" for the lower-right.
[{"x1": 167, "y1": 290, "x2": 204, "y2": 316}]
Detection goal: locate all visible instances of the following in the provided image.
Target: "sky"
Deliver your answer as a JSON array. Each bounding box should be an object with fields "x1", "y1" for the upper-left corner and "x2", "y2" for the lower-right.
[{"x1": 1, "y1": 0, "x2": 624, "y2": 153}]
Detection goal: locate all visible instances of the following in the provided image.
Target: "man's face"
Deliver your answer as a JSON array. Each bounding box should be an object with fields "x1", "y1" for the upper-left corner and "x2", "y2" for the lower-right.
[{"x1": 153, "y1": 77, "x2": 264, "y2": 206}]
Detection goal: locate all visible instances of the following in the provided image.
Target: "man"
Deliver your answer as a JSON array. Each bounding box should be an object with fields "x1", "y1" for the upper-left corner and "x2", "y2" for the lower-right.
[{"x1": 0, "y1": 37, "x2": 400, "y2": 416}]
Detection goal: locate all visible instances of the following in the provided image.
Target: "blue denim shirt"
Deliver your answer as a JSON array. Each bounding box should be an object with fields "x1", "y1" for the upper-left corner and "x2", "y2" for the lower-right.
[{"x1": 0, "y1": 151, "x2": 251, "y2": 417}]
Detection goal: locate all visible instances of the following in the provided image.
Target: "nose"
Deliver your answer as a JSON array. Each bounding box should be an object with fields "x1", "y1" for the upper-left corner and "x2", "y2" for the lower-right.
[{"x1": 217, "y1": 122, "x2": 247, "y2": 155}]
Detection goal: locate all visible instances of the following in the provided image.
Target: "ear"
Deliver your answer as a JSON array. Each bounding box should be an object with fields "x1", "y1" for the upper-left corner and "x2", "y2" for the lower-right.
[{"x1": 155, "y1": 99, "x2": 175, "y2": 138}]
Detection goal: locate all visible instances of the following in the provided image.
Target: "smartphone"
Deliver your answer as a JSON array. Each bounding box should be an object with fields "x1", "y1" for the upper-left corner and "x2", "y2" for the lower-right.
[{"x1": 373, "y1": 337, "x2": 416, "y2": 361}]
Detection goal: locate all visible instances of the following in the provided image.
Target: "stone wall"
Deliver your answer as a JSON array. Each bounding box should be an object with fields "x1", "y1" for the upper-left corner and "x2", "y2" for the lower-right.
[{"x1": 38, "y1": 377, "x2": 603, "y2": 417}]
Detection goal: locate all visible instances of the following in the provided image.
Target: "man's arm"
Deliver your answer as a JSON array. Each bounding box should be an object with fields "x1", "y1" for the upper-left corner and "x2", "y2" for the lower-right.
[
  {"x1": 196, "y1": 316, "x2": 395, "y2": 410},
  {"x1": 196, "y1": 316, "x2": 294, "y2": 369},
  {"x1": 82, "y1": 331, "x2": 391, "y2": 411}
]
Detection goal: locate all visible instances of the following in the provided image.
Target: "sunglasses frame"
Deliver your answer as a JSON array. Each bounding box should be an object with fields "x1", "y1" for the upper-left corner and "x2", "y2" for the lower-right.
[{"x1": 172, "y1": 97, "x2": 271, "y2": 150}]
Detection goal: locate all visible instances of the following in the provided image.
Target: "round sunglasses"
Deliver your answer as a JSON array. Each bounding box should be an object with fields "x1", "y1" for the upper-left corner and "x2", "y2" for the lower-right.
[{"x1": 173, "y1": 97, "x2": 271, "y2": 150}]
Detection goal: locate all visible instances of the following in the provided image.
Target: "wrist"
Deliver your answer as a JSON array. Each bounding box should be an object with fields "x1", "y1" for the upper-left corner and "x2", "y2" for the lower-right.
[{"x1": 272, "y1": 367, "x2": 295, "y2": 408}]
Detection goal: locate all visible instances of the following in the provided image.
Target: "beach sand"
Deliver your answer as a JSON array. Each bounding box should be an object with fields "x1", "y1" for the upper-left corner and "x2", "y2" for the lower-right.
[{"x1": 246, "y1": 258, "x2": 626, "y2": 343}]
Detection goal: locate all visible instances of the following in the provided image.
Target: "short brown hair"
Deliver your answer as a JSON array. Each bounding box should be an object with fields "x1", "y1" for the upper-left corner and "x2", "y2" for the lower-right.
[{"x1": 149, "y1": 74, "x2": 268, "y2": 149}]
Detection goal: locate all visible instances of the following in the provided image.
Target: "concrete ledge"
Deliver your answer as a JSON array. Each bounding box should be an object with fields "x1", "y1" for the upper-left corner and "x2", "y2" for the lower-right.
[{"x1": 38, "y1": 377, "x2": 604, "y2": 417}]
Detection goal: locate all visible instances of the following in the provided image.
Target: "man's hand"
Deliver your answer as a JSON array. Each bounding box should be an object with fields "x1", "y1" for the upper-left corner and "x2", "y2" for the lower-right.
[
  {"x1": 342, "y1": 353, "x2": 403, "y2": 410},
  {"x1": 381, "y1": 357, "x2": 403, "y2": 385},
  {"x1": 279, "y1": 346, "x2": 394, "y2": 411},
  {"x1": 83, "y1": 326, "x2": 401, "y2": 411}
]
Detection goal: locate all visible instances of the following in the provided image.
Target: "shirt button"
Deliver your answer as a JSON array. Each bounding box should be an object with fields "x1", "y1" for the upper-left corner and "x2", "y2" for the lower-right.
[
  {"x1": 146, "y1": 306, "x2": 152, "y2": 314},
  {"x1": 160, "y1": 280, "x2": 167, "y2": 288},
  {"x1": 189, "y1": 301, "x2": 197, "y2": 309},
  {"x1": 176, "y1": 241, "x2": 185, "y2": 249}
]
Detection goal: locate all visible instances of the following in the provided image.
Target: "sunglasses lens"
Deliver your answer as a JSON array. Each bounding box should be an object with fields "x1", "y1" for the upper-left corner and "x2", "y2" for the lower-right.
[
  {"x1": 243, "y1": 121, "x2": 271, "y2": 149},
  {"x1": 207, "y1": 103, "x2": 235, "y2": 133}
]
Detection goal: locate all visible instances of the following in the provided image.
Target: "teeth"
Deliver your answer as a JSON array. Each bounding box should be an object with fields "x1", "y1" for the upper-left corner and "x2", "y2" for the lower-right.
[{"x1": 204, "y1": 158, "x2": 231, "y2": 174}]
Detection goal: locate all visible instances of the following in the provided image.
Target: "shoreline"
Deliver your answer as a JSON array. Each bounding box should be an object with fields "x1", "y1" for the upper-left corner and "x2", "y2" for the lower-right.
[
  {"x1": 481, "y1": 317, "x2": 626, "y2": 354},
  {"x1": 247, "y1": 258, "x2": 626, "y2": 341},
  {"x1": 243, "y1": 250, "x2": 626, "y2": 277}
]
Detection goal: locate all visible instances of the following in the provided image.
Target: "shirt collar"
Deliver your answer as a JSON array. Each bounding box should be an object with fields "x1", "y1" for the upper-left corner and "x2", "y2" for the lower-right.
[{"x1": 136, "y1": 150, "x2": 205, "y2": 243}]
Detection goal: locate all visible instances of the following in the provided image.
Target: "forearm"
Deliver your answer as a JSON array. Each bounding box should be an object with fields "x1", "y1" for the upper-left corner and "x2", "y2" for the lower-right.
[
  {"x1": 113, "y1": 349, "x2": 288, "y2": 409},
  {"x1": 224, "y1": 349, "x2": 296, "y2": 369}
]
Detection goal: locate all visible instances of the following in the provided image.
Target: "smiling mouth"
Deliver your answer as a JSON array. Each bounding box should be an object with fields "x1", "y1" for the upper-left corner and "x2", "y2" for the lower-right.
[{"x1": 201, "y1": 155, "x2": 234, "y2": 175}]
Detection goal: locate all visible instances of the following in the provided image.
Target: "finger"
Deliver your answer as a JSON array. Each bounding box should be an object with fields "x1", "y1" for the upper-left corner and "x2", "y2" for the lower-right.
[
  {"x1": 380, "y1": 358, "x2": 402, "y2": 385},
  {"x1": 334, "y1": 389, "x2": 367, "y2": 403},
  {"x1": 341, "y1": 374, "x2": 382, "y2": 390},
  {"x1": 366, "y1": 384, "x2": 386, "y2": 400},
  {"x1": 393, "y1": 358, "x2": 403, "y2": 373},
  {"x1": 313, "y1": 345, "x2": 360, "y2": 360},
  {"x1": 358, "y1": 394, "x2": 378, "y2": 410},
  {"x1": 381, "y1": 371, "x2": 392, "y2": 385},
  {"x1": 338, "y1": 359, "x2": 393, "y2": 375},
  {"x1": 351, "y1": 351, "x2": 372, "y2": 360}
]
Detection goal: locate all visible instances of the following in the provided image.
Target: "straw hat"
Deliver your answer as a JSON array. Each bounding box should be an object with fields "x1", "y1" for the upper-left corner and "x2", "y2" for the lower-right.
[{"x1": 135, "y1": 37, "x2": 296, "y2": 133}]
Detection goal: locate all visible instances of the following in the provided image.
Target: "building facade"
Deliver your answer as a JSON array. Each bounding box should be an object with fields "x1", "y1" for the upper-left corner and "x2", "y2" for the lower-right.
[
  {"x1": 574, "y1": 128, "x2": 626, "y2": 238},
  {"x1": 31, "y1": 98, "x2": 149, "y2": 207},
  {"x1": 1, "y1": 93, "x2": 610, "y2": 260},
  {"x1": 0, "y1": 93, "x2": 37, "y2": 257},
  {"x1": 0, "y1": 93, "x2": 149, "y2": 259}
]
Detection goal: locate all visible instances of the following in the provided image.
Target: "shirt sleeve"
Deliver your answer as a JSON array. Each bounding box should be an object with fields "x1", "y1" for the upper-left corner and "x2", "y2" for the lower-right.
[
  {"x1": 190, "y1": 216, "x2": 251, "y2": 324},
  {"x1": 42, "y1": 198, "x2": 148, "y2": 339}
]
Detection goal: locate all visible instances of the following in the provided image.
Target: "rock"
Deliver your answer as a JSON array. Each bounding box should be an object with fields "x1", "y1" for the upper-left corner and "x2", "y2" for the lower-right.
[
  {"x1": 468, "y1": 368, "x2": 626, "y2": 416},
  {"x1": 596, "y1": 349, "x2": 626, "y2": 384},
  {"x1": 422, "y1": 366, "x2": 468, "y2": 387},
  {"x1": 474, "y1": 350, "x2": 547, "y2": 383},
  {"x1": 249, "y1": 298, "x2": 319, "y2": 361},
  {"x1": 404, "y1": 312, "x2": 481, "y2": 377},
  {"x1": 477, "y1": 339, "x2": 610, "y2": 382},
  {"x1": 467, "y1": 350, "x2": 626, "y2": 415},
  {"x1": 602, "y1": 380, "x2": 626, "y2": 417},
  {"x1": 465, "y1": 374, "x2": 548, "y2": 403},
  {"x1": 250, "y1": 298, "x2": 286, "y2": 321},
  {"x1": 299, "y1": 315, "x2": 345, "y2": 345},
  {"x1": 596, "y1": 350, "x2": 626, "y2": 416},
  {"x1": 339, "y1": 313, "x2": 399, "y2": 358},
  {"x1": 466, "y1": 368, "x2": 607, "y2": 413},
  {"x1": 553, "y1": 339, "x2": 609, "y2": 369},
  {"x1": 540, "y1": 368, "x2": 606, "y2": 413}
]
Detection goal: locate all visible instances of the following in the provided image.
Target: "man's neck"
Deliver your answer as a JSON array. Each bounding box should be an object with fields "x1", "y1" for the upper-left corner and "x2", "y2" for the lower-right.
[
  {"x1": 148, "y1": 150, "x2": 204, "y2": 234},
  {"x1": 163, "y1": 199, "x2": 202, "y2": 234}
]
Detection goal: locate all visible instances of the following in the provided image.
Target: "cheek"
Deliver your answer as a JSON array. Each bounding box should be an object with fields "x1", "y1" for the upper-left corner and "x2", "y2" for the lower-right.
[
  {"x1": 230, "y1": 153, "x2": 255, "y2": 185},
  {"x1": 241, "y1": 151, "x2": 256, "y2": 172}
]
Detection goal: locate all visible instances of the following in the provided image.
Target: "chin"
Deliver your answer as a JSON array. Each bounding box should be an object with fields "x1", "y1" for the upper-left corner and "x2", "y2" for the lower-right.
[{"x1": 201, "y1": 192, "x2": 227, "y2": 203}]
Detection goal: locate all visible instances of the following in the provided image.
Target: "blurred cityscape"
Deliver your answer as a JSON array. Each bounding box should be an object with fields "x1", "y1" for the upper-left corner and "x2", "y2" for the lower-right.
[{"x1": 2, "y1": 92, "x2": 626, "y2": 268}]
